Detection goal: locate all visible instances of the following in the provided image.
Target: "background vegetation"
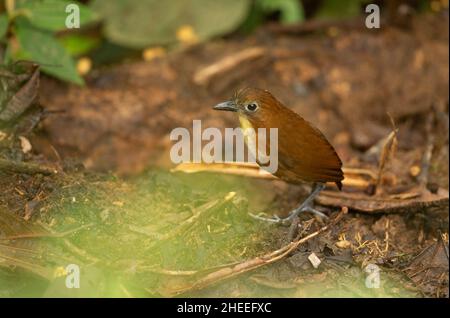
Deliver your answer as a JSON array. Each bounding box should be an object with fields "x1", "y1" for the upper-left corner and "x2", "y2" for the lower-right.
[{"x1": 0, "y1": 0, "x2": 437, "y2": 85}]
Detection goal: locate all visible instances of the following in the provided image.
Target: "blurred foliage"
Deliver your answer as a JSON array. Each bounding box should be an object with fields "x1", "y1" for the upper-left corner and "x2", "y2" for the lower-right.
[
  {"x1": 92, "y1": 0, "x2": 306, "y2": 48},
  {"x1": 315, "y1": 0, "x2": 366, "y2": 19},
  {"x1": 14, "y1": 18, "x2": 82, "y2": 84},
  {"x1": 241, "y1": 0, "x2": 304, "y2": 33},
  {"x1": 16, "y1": 0, "x2": 96, "y2": 31},
  {"x1": 58, "y1": 34, "x2": 100, "y2": 56},
  {"x1": 0, "y1": 0, "x2": 98, "y2": 85},
  {"x1": 258, "y1": 0, "x2": 305, "y2": 23},
  {"x1": 90, "y1": 0, "x2": 252, "y2": 49},
  {"x1": 0, "y1": 0, "x2": 442, "y2": 85},
  {"x1": 0, "y1": 14, "x2": 7, "y2": 38}
]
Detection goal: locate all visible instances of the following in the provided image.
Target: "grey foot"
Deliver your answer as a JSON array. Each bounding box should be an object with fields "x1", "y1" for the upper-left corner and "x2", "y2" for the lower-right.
[
  {"x1": 290, "y1": 205, "x2": 329, "y2": 220},
  {"x1": 249, "y1": 183, "x2": 327, "y2": 225},
  {"x1": 248, "y1": 212, "x2": 285, "y2": 224},
  {"x1": 248, "y1": 205, "x2": 328, "y2": 225}
]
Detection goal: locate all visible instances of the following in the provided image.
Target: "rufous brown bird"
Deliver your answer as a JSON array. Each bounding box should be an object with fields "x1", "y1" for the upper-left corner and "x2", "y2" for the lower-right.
[{"x1": 213, "y1": 87, "x2": 343, "y2": 223}]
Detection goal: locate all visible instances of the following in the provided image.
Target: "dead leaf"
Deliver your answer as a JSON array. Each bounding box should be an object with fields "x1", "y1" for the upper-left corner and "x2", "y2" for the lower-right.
[
  {"x1": 0, "y1": 63, "x2": 40, "y2": 123},
  {"x1": 19, "y1": 135, "x2": 32, "y2": 153},
  {"x1": 404, "y1": 238, "x2": 449, "y2": 297},
  {"x1": 336, "y1": 240, "x2": 352, "y2": 249}
]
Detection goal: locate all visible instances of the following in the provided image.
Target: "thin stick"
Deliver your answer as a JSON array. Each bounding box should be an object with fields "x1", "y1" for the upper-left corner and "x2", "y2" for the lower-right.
[
  {"x1": 0, "y1": 158, "x2": 57, "y2": 175},
  {"x1": 418, "y1": 112, "x2": 435, "y2": 187},
  {"x1": 0, "y1": 222, "x2": 93, "y2": 241},
  {"x1": 172, "y1": 162, "x2": 375, "y2": 189},
  {"x1": 193, "y1": 47, "x2": 266, "y2": 85},
  {"x1": 375, "y1": 115, "x2": 398, "y2": 195}
]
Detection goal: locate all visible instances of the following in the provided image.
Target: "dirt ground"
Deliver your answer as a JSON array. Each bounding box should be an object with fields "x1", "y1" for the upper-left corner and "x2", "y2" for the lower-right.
[{"x1": 0, "y1": 12, "x2": 449, "y2": 297}]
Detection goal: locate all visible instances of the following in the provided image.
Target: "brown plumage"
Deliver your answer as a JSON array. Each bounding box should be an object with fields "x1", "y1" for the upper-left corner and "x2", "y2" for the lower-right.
[{"x1": 216, "y1": 87, "x2": 344, "y2": 190}]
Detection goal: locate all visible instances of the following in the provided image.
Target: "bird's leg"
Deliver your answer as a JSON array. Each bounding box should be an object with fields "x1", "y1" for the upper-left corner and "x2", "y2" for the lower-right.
[
  {"x1": 284, "y1": 183, "x2": 327, "y2": 221},
  {"x1": 249, "y1": 183, "x2": 327, "y2": 224}
]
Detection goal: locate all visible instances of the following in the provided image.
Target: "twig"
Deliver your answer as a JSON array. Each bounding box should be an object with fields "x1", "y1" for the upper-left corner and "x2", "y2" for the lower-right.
[
  {"x1": 0, "y1": 222, "x2": 93, "y2": 241},
  {"x1": 60, "y1": 238, "x2": 101, "y2": 264},
  {"x1": 172, "y1": 162, "x2": 375, "y2": 189},
  {"x1": 172, "y1": 162, "x2": 275, "y2": 179},
  {"x1": 418, "y1": 111, "x2": 435, "y2": 187},
  {"x1": 193, "y1": 47, "x2": 266, "y2": 85},
  {"x1": 139, "y1": 259, "x2": 245, "y2": 277},
  {"x1": 317, "y1": 187, "x2": 448, "y2": 214},
  {"x1": 375, "y1": 115, "x2": 398, "y2": 195},
  {"x1": 0, "y1": 158, "x2": 58, "y2": 175},
  {"x1": 42, "y1": 222, "x2": 94, "y2": 238},
  {"x1": 161, "y1": 207, "x2": 347, "y2": 296},
  {"x1": 142, "y1": 268, "x2": 199, "y2": 276},
  {"x1": 343, "y1": 167, "x2": 378, "y2": 181}
]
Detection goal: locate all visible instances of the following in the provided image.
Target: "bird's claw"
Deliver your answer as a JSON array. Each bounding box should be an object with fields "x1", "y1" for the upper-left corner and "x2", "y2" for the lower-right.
[
  {"x1": 249, "y1": 205, "x2": 328, "y2": 225},
  {"x1": 248, "y1": 212, "x2": 285, "y2": 224},
  {"x1": 285, "y1": 206, "x2": 329, "y2": 220},
  {"x1": 297, "y1": 206, "x2": 329, "y2": 220}
]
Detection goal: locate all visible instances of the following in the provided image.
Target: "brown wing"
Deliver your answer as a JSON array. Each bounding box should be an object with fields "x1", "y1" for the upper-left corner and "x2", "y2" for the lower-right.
[{"x1": 275, "y1": 110, "x2": 343, "y2": 188}]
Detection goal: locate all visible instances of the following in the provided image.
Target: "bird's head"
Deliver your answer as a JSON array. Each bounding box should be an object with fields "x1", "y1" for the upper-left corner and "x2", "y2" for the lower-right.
[{"x1": 213, "y1": 88, "x2": 282, "y2": 127}]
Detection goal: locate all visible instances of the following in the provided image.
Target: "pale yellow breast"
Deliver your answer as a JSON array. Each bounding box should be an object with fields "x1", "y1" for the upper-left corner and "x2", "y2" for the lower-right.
[
  {"x1": 239, "y1": 115, "x2": 255, "y2": 144},
  {"x1": 238, "y1": 115, "x2": 269, "y2": 163},
  {"x1": 239, "y1": 115, "x2": 254, "y2": 131}
]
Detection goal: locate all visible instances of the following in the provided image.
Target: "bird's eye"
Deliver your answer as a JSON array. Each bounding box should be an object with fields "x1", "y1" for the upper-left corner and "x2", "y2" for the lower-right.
[{"x1": 245, "y1": 103, "x2": 258, "y2": 112}]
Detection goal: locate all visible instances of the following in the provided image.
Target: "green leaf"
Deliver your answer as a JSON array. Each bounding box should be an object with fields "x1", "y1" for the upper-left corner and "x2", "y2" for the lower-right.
[
  {"x1": 91, "y1": 0, "x2": 251, "y2": 48},
  {"x1": 188, "y1": 0, "x2": 252, "y2": 40},
  {"x1": 0, "y1": 14, "x2": 8, "y2": 39},
  {"x1": 17, "y1": 0, "x2": 98, "y2": 32},
  {"x1": 59, "y1": 34, "x2": 100, "y2": 56},
  {"x1": 279, "y1": 0, "x2": 305, "y2": 24},
  {"x1": 316, "y1": 0, "x2": 364, "y2": 19},
  {"x1": 15, "y1": 20, "x2": 84, "y2": 85},
  {"x1": 2, "y1": 42, "x2": 13, "y2": 64},
  {"x1": 258, "y1": 0, "x2": 305, "y2": 24}
]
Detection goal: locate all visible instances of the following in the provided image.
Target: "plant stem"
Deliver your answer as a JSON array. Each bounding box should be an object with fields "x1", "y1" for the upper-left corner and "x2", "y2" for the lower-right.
[{"x1": 5, "y1": 0, "x2": 15, "y2": 17}]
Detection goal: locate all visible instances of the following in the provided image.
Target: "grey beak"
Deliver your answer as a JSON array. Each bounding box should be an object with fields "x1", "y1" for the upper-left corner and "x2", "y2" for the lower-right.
[{"x1": 213, "y1": 101, "x2": 238, "y2": 112}]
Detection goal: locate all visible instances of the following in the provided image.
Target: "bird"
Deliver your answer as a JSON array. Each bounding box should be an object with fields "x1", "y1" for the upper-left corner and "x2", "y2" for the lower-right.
[{"x1": 213, "y1": 87, "x2": 343, "y2": 224}]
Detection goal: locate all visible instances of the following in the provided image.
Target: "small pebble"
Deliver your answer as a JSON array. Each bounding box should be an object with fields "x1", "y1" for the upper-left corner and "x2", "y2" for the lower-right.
[{"x1": 308, "y1": 252, "x2": 321, "y2": 269}]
